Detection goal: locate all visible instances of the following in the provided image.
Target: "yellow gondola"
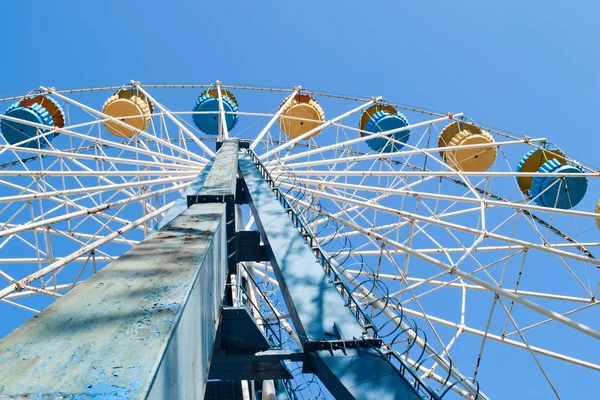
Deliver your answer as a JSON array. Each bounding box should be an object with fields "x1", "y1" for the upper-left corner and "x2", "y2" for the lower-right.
[
  {"x1": 438, "y1": 121, "x2": 496, "y2": 172},
  {"x1": 278, "y1": 93, "x2": 324, "y2": 139},
  {"x1": 102, "y1": 88, "x2": 154, "y2": 138}
]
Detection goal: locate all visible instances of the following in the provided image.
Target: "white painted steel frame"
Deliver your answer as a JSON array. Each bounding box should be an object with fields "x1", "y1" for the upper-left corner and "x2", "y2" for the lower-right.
[{"x1": 0, "y1": 83, "x2": 597, "y2": 400}]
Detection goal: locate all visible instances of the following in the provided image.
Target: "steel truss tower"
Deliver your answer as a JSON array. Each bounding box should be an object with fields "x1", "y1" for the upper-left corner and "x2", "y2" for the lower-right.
[{"x1": 0, "y1": 140, "x2": 449, "y2": 399}]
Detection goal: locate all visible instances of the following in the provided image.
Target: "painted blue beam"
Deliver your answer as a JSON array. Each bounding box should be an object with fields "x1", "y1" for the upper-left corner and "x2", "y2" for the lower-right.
[
  {"x1": 0, "y1": 141, "x2": 249, "y2": 399},
  {"x1": 309, "y1": 349, "x2": 435, "y2": 400},
  {"x1": 188, "y1": 139, "x2": 239, "y2": 274},
  {"x1": 194, "y1": 139, "x2": 238, "y2": 197},
  {"x1": 156, "y1": 139, "x2": 239, "y2": 232},
  {"x1": 239, "y1": 153, "x2": 364, "y2": 344},
  {"x1": 0, "y1": 208, "x2": 228, "y2": 398},
  {"x1": 239, "y1": 152, "x2": 425, "y2": 400}
]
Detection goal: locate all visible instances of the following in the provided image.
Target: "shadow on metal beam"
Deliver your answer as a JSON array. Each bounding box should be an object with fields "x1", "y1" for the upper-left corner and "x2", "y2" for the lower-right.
[{"x1": 239, "y1": 151, "x2": 430, "y2": 400}]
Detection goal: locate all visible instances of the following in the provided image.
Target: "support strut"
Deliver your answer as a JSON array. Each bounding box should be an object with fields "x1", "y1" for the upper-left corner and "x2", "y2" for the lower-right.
[{"x1": 239, "y1": 151, "x2": 433, "y2": 400}]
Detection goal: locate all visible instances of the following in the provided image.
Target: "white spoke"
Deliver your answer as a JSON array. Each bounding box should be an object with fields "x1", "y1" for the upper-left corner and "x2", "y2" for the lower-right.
[{"x1": 0, "y1": 84, "x2": 597, "y2": 399}]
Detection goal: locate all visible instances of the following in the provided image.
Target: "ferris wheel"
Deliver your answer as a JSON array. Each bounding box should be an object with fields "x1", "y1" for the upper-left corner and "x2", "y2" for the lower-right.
[{"x1": 0, "y1": 81, "x2": 598, "y2": 399}]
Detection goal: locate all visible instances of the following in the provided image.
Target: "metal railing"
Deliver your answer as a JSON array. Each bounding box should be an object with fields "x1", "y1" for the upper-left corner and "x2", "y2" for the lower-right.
[{"x1": 249, "y1": 150, "x2": 380, "y2": 340}]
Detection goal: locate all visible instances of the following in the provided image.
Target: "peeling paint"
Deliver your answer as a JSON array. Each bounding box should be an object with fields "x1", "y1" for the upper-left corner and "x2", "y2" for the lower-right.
[{"x1": 0, "y1": 204, "x2": 227, "y2": 399}]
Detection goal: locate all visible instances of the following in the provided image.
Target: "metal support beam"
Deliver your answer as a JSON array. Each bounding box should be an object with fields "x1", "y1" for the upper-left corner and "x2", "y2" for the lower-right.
[
  {"x1": 308, "y1": 349, "x2": 433, "y2": 400},
  {"x1": 209, "y1": 307, "x2": 292, "y2": 381},
  {"x1": 0, "y1": 203, "x2": 228, "y2": 399},
  {"x1": 1, "y1": 140, "x2": 441, "y2": 400},
  {"x1": 239, "y1": 151, "x2": 428, "y2": 400},
  {"x1": 204, "y1": 380, "x2": 246, "y2": 400},
  {"x1": 239, "y1": 152, "x2": 365, "y2": 344},
  {"x1": 236, "y1": 230, "x2": 269, "y2": 262},
  {"x1": 0, "y1": 142, "x2": 247, "y2": 399},
  {"x1": 189, "y1": 140, "x2": 239, "y2": 274}
]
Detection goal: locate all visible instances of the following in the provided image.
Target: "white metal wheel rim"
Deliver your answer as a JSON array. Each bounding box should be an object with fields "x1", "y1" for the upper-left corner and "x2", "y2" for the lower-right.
[{"x1": 0, "y1": 83, "x2": 598, "y2": 399}]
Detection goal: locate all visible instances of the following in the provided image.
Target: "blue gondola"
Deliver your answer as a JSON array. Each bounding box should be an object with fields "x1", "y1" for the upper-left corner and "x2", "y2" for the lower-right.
[
  {"x1": 192, "y1": 89, "x2": 239, "y2": 135},
  {"x1": 361, "y1": 107, "x2": 410, "y2": 153}
]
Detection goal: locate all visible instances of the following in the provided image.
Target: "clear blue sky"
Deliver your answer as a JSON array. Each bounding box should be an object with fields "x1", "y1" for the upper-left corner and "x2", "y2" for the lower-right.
[
  {"x1": 1, "y1": 1, "x2": 598, "y2": 157},
  {"x1": 1, "y1": 1, "x2": 599, "y2": 398}
]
